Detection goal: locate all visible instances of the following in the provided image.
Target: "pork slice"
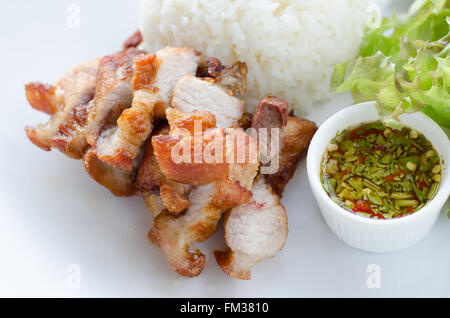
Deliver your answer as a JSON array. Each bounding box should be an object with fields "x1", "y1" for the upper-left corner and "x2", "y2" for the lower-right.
[
  {"x1": 94, "y1": 48, "x2": 201, "y2": 170},
  {"x1": 25, "y1": 60, "x2": 99, "y2": 155},
  {"x1": 51, "y1": 102, "x2": 90, "y2": 158},
  {"x1": 85, "y1": 48, "x2": 144, "y2": 142},
  {"x1": 82, "y1": 147, "x2": 137, "y2": 197},
  {"x1": 149, "y1": 128, "x2": 259, "y2": 277},
  {"x1": 264, "y1": 116, "x2": 317, "y2": 197},
  {"x1": 214, "y1": 103, "x2": 315, "y2": 280},
  {"x1": 135, "y1": 122, "x2": 191, "y2": 214},
  {"x1": 171, "y1": 75, "x2": 245, "y2": 128},
  {"x1": 214, "y1": 178, "x2": 288, "y2": 280}
]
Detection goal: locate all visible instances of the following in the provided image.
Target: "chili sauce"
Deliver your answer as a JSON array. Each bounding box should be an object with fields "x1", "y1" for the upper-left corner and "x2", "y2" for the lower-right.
[{"x1": 320, "y1": 121, "x2": 442, "y2": 219}]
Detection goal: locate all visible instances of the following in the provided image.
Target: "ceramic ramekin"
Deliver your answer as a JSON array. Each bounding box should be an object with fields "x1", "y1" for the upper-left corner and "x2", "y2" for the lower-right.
[{"x1": 307, "y1": 101, "x2": 450, "y2": 253}]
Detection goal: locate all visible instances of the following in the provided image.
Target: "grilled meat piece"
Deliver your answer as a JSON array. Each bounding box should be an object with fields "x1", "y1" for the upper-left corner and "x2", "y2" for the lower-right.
[
  {"x1": 135, "y1": 122, "x2": 191, "y2": 214},
  {"x1": 123, "y1": 30, "x2": 143, "y2": 50},
  {"x1": 93, "y1": 48, "x2": 201, "y2": 170},
  {"x1": 85, "y1": 49, "x2": 144, "y2": 140},
  {"x1": 82, "y1": 147, "x2": 137, "y2": 197},
  {"x1": 171, "y1": 75, "x2": 245, "y2": 128},
  {"x1": 215, "y1": 178, "x2": 288, "y2": 280},
  {"x1": 25, "y1": 59, "x2": 99, "y2": 157},
  {"x1": 150, "y1": 128, "x2": 258, "y2": 277},
  {"x1": 264, "y1": 116, "x2": 317, "y2": 197},
  {"x1": 215, "y1": 97, "x2": 316, "y2": 280}
]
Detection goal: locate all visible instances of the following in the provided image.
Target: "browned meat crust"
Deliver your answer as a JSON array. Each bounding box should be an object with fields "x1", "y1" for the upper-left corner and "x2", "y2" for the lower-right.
[
  {"x1": 149, "y1": 128, "x2": 258, "y2": 277},
  {"x1": 237, "y1": 112, "x2": 254, "y2": 130},
  {"x1": 160, "y1": 184, "x2": 191, "y2": 213},
  {"x1": 135, "y1": 121, "x2": 191, "y2": 215},
  {"x1": 82, "y1": 147, "x2": 136, "y2": 197},
  {"x1": 134, "y1": 123, "x2": 169, "y2": 192},
  {"x1": 25, "y1": 82, "x2": 57, "y2": 115},
  {"x1": 151, "y1": 129, "x2": 229, "y2": 186},
  {"x1": 166, "y1": 107, "x2": 216, "y2": 133},
  {"x1": 197, "y1": 57, "x2": 248, "y2": 95},
  {"x1": 264, "y1": 116, "x2": 318, "y2": 197},
  {"x1": 90, "y1": 48, "x2": 200, "y2": 170},
  {"x1": 25, "y1": 60, "x2": 99, "y2": 156},
  {"x1": 51, "y1": 102, "x2": 90, "y2": 158},
  {"x1": 123, "y1": 30, "x2": 143, "y2": 50}
]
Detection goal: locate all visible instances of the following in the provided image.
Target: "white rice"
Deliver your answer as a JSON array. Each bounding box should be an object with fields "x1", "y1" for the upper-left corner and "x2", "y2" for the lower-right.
[{"x1": 140, "y1": 0, "x2": 389, "y2": 114}]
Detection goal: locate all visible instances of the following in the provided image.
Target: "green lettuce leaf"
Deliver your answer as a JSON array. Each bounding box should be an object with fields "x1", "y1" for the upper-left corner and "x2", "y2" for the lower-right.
[{"x1": 331, "y1": 0, "x2": 450, "y2": 130}]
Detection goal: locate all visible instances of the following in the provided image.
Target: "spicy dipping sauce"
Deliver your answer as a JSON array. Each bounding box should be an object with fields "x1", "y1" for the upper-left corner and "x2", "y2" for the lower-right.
[{"x1": 320, "y1": 121, "x2": 442, "y2": 219}]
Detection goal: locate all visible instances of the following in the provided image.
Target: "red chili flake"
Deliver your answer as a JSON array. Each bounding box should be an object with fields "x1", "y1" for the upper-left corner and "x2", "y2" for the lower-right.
[
  {"x1": 418, "y1": 181, "x2": 425, "y2": 189},
  {"x1": 340, "y1": 168, "x2": 350, "y2": 178},
  {"x1": 386, "y1": 171, "x2": 405, "y2": 182},
  {"x1": 359, "y1": 154, "x2": 365, "y2": 164},
  {"x1": 353, "y1": 200, "x2": 373, "y2": 213},
  {"x1": 374, "y1": 213, "x2": 385, "y2": 219},
  {"x1": 407, "y1": 206, "x2": 414, "y2": 213}
]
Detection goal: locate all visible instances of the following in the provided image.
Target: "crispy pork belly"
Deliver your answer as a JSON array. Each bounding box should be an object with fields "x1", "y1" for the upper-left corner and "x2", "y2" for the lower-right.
[
  {"x1": 264, "y1": 116, "x2": 317, "y2": 197},
  {"x1": 152, "y1": 129, "x2": 228, "y2": 186},
  {"x1": 93, "y1": 48, "x2": 201, "y2": 170},
  {"x1": 82, "y1": 147, "x2": 136, "y2": 197},
  {"x1": 85, "y1": 48, "x2": 144, "y2": 143},
  {"x1": 197, "y1": 57, "x2": 248, "y2": 95},
  {"x1": 160, "y1": 183, "x2": 191, "y2": 213},
  {"x1": 214, "y1": 98, "x2": 315, "y2": 280},
  {"x1": 171, "y1": 75, "x2": 245, "y2": 128},
  {"x1": 135, "y1": 122, "x2": 191, "y2": 214},
  {"x1": 25, "y1": 82, "x2": 57, "y2": 115},
  {"x1": 214, "y1": 179, "x2": 288, "y2": 280},
  {"x1": 152, "y1": 124, "x2": 259, "y2": 187},
  {"x1": 123, "y1": 30, "x2": 143, "y2": 50},
  {"x1": 150, "y1": 128, "x2": 259, "y2": 277},
  {"x1": 134, "y1": 124, "x2": 169, "y2": 192},
  {"x1": 166, "y1": 107, "x2": 216, "y2": 134},
  {"x1": 51, "y1": 102, "x2": 90, "y2": 158},
  {"x1": 25, "y1": 60, "x2": 99, "y2": 157},
  {"x1": 152, "y1": 108, "x2": 228, "y2": 186},
  {"x1": 150, "y1": 180, "x2": 253, "y2": 277}
]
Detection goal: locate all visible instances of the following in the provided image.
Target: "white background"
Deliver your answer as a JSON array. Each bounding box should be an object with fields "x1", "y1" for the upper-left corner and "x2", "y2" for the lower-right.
[{"x1": 0, "y1": 0, "x2": 448, "y2": 297}]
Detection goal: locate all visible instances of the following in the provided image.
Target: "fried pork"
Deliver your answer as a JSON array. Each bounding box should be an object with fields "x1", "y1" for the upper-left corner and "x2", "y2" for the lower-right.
[
  {"x1": 171, "y1": 75, "x2": 245, "y2": 128},
  {"x1": 24, "y1": 40, "x2": 317, "y2": 280},
  {"x1": 92, "y1": 48, "x2": 201, "y2": 170},
  {"x1": 25, "y1": 59, "x2": 99, "y2": 158}
]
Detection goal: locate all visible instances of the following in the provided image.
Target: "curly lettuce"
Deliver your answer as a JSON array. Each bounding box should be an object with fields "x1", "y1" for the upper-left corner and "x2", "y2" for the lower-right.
[{"x1": 331, "y1": 0, "x2": 450, "y2": 131}]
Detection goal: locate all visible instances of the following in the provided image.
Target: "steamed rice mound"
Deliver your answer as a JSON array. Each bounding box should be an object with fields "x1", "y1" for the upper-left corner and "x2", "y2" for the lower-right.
[{"x1": 140, "y1": 0, "x2": 383, "y2": 114}]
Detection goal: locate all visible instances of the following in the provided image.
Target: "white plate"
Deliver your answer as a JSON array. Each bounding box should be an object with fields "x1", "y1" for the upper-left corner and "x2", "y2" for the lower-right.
[{"x1": 1, "y1": 0, "x2": 449, "y2": 297}]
